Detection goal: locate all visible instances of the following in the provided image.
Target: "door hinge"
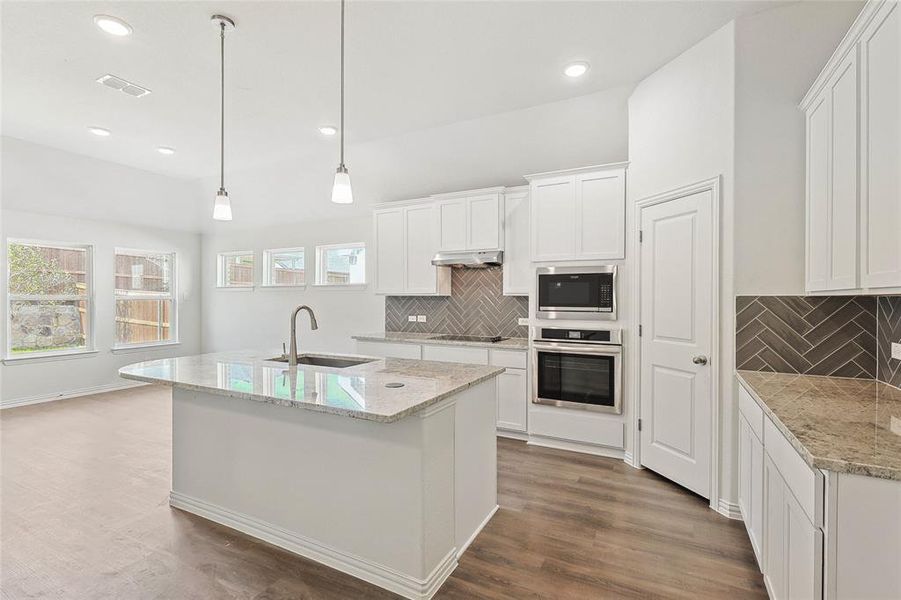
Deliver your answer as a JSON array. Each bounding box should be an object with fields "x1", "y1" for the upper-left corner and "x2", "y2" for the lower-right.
[
  {"x1": 639, "y1": 230, "x2": 643, "y2": 243},
  {"x1": 639, "y1": 324, "x2": 643, "y2": 337},
  {"x1": 638, "y1": 418, "x2": 642, "y2": 432}
]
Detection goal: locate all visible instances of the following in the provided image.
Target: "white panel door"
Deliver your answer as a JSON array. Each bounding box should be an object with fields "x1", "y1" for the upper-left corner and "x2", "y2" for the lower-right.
[
  {"x1": 575, "y1": 170, "x2": 625, "y2": 259},
  {"x1": 405, "y1": 204, "x2": 438, "y2": 293},
  {"x1": 502, "y1": 191, "x2": 531, "y2": 295},
  {"x1": 467, "y1": 194, "x2": 501, "y2": 250},
  {"x1": 639, "y1": 189, "x2": 713, "y2": 498},
  {"x1": 806, "y1": 92, "x2": 831, "y2": 292},
  {"x1": 374, "y1": 208, "x2": 405, "y2": 294},
  {"x1": 860, "y1": 0, "x2": 901, "y2": 288},
  {"x1": 530, "y1": 176, "x2": 575, "y2": 261},
  {"x1": 496, "y1": 368, "x2": 527, "y2": 432},
  {"x1": 438, "y1": 199, "x2": 467, "y2": 252},
  {"x1": 828, "y1": 49, "x2": 859, "y2": 291}
]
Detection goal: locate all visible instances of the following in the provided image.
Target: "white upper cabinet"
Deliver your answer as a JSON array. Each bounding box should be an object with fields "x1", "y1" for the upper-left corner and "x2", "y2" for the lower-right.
[
  {"x1": 527, "y1": 163, "x2": 628, "y2": 262},
  {"x1": 373, "y1": 202, "x2": 451, "y2": 296},
  {"x1": 437, "y1": 190, "x2": 503, "y2": 252},
  {"x1": 502, "y1": 187, "x2": 531, "y2": 296},
  {"x1": 803, "y1": 0, "x2": 901, "y2": 294}
]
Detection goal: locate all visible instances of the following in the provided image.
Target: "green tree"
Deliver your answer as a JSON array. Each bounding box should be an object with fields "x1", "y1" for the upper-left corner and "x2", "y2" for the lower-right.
[{"x1": 8, "y1": 244, "x2": 77, "y2": 295}]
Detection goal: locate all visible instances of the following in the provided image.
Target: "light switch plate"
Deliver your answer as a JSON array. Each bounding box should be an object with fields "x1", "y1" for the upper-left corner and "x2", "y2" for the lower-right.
[
  {"x1": 417, "y1": 315, "x2": 427, "y2": 323},
  {"x1": 407, "y1": 315, "x2": 416, "y2": 322},
  {"x1": 892, "y1": 342, "x2": 901, "y2": 361},
  {"x1": 518, "y1": 318, "x2": 529, "y2": 326}
]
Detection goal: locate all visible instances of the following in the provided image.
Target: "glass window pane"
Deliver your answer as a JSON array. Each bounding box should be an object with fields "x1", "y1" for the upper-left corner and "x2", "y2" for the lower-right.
[
  {"x1": 319, "y1": 246, "x2": 365, "y2": 285},
  {"x1": 221, "y1": 253, "x2": 254, "y2": 287},
  {"x1": 115, "y1": 299, "x2": 173, "y2": 346},
  {"x1": 8, "y1": 244, "x2": 86, "y2": 296},
  {"x1": 268, "y1": 250, "x2": 305, "y2": 286},
  {"x1": 9, "y1": 299, "x2": 87, "y2": 354},
  {"x1": 116, "y1": 252, "x2": 172, "y2": 294}
]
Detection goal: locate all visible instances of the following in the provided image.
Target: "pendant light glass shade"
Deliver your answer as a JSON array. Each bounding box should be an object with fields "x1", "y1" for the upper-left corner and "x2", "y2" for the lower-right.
[
  {"x1": 213, "y1": 188, "x2": 232, "y2": 221},
  {"x1": 331, "y1": 166, "x2": 353, "y2": 204}
]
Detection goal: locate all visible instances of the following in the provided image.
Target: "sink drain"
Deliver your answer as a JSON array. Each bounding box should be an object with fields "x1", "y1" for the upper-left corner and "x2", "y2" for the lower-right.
[{"x1": 385, "y1": 382, "x2": 405, "y2": 388}]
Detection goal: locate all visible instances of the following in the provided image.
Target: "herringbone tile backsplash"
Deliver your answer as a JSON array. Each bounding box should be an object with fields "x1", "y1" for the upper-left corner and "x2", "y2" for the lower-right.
[
  {"x1": 877, "y1": 296, "x2": 901, "y2": 388},
  {"x1": 736, "y1": 296, "x2": 877, "y2": 379},
  {"x1": 385, "y1": 267, "x2": 528, "y2": 338}
]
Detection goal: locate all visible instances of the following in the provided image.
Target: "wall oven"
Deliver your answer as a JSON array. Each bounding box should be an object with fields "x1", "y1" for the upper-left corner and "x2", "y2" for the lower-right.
[
  {"x1": 531, "y1": 326, "x2": 622, "y2": 414},
  {"x1": 536, "y1": 265, "x2": 616, "y2": 320}
]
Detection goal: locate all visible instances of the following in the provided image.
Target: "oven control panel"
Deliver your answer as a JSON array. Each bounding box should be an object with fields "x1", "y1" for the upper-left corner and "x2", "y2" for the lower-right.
[{"x1": 535, "y1": 327, "x2": 621, "y2": 345}]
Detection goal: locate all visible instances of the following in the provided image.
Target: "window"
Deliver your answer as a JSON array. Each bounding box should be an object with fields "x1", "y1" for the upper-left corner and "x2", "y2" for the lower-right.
[
  {"x1": 263, "y1": 248, "x2": 305, "y2": 287},
  {"x1": 315, "y1": 243, "x2": 366, "y2": 286},
  {"x1": 7, "y1": 241, "x2": 92, "y2": 358},
  {"x1": 217, "y1": 251, "x2": 254, "y2": 288},
  {"x1": 114, "y1": 249, "x2": 176, "y2": 347}
]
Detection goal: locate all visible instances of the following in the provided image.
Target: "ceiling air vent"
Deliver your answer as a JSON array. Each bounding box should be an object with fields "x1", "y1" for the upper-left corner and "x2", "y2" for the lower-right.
[{"x1": 96, "y1": 74, "x2": 151, "y2": 98}]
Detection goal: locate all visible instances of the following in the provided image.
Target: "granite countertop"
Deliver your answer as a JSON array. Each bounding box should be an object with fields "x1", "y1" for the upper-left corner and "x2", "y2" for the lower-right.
[
  {"x1": 736, "y1": 370, "x2": 901, "y2": 481},
  {"x1": 353, "y1": 331, "x2": 529, "y2": 350},
  {"x1": 119, "y1": 350, "x2": 504, "y2": 423}
]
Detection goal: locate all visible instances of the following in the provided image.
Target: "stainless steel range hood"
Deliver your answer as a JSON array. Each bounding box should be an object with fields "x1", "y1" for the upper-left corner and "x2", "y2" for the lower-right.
[{"x1": 431, "y1": 250, "x2": 503, "y2": 268}]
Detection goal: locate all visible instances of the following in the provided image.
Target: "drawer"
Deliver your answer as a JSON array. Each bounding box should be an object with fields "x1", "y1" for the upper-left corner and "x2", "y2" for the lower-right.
[
  {"x1": 355, "y1": 340, "x2": 422, "y2": 360},
  {"x1": 738, "y1": 382, "x2": 764, "y2": 440},
  {"x1": 422, "y1": 344, "x2": 489, "y2": 365},
  {"x1": 764, "y1": 416, "x2": 824, "y2": 527},
  {"x1": 489, "y1": 349, "x2": 527, "y2": 370}
]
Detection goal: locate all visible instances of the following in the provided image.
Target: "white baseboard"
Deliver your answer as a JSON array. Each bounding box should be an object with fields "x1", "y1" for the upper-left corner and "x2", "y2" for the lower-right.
[
  {"x1": 716, "y1": 498, "x2": 743, "y2": 520},
  {"x1": 0, "y1": 380, "x2": 147, "y2": 410},
  {"x1": 169, "y1": 491, "x2": 457, "y2": 600},
  {"x1": 496, "y1": 429, "x2": 528, "y2": 441},
  {"x1": 457, "y1": 504, "x2": 498, "y2": 559},
  {"x1": 527, "y1": 435, "x2": 625, "y2": 460}
]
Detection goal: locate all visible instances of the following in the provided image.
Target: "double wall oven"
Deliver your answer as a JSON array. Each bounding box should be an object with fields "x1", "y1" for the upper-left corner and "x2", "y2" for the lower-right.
[{"x1": 531, "y1": 326, "x2": 622, "y2": 414}]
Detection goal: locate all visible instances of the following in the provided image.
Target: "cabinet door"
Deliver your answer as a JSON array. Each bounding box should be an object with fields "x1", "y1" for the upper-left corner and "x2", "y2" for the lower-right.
[
  {"x1": 468, "y1": 194, "x2": 502, "y2": 250},
  {"x1": 531, "y1": 176, "x2": 575, "y2": 261},
  {"x1": 503, "y1": 191, "x2": 531, "y2": 296},
  {"x1": 806, "y1": 91, "x2": 832, "y2": 293},
  {"x1": 374, "y1": 208, "x2": 405, "y2": 294},
  {"x1": 784, "y1": 490, "x2": 822, "y2": 600},
  {"x1": 575, "y1": 170, "x2": 625, "y2": 260},
  {"x1": 739, "y1": 415, "x2": 764, "y2": 567},
  {"x1": 438, "y1": 199, "x2": 468, "y2": 252},
  {"x1": 405, "y1": 204, "x2": 439, "y2": 294},
  {"x1": 828, "y1": 49, "x2": 859, "y2": 291},
  {"x1": 860, "y1": 1, "x2": 901, "y2": 288},
  {"x1": 764, "y1": 454, "x2": 787, "y2": 599},
  {"x1": 496, "y1": 368, "x2": 527, "y2": 432}
]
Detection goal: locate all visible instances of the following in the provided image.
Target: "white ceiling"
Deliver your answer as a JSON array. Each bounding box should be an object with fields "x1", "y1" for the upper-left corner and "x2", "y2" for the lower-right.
[{"x1": 2, "y1": 0, "x2": 786, "y2": 230}]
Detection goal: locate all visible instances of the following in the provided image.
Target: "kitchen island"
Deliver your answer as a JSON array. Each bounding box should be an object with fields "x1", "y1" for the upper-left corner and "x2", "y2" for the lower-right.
[{"x1": 119, "y1": 351, "x2": 504, "y2": 600}]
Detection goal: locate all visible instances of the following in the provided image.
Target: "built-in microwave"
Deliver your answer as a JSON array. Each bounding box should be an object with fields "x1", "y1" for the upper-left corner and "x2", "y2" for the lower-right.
[{"x1": 536, "y1": 265, "x2": 616, "y2": 320}]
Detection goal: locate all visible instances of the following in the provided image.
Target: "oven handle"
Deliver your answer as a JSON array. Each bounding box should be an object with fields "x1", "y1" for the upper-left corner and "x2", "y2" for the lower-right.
[{"x1": 532, "y1": 342, "x2": 622, "y2": 356}]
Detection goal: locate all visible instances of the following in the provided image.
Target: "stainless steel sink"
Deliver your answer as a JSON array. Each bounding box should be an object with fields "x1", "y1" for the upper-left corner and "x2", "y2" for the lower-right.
[{"x1": 267, "y1": 354, "x2": 376, "y2": 368}]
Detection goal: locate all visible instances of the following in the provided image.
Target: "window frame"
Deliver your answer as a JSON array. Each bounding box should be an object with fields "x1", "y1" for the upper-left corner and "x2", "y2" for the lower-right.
[
  {"x1": 262, "y1": 247, "x2": 307, "y2": 288},
  {"x1": 112, "y1": 247, "x2": 179, "y2": 350},
  {"x1": 216, "y1": 250, "x2": 256, "y2": 290},
  {"x1": 314, "y1": 242, "x2": 367, "y2": 288},
  {"x1": 5, "y1": 238, "x2": 96, "y2": 362}
]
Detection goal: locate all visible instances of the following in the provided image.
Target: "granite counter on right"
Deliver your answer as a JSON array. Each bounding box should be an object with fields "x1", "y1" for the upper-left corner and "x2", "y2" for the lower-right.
[{"x1": 735, "y1": 370, "x2": 900, "y2": 600}]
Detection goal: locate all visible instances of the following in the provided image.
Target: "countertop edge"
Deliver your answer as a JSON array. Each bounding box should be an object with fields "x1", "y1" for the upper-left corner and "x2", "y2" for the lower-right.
[
  {"x1": 735, "y1": 371, "x2": 901, "y2": 482},
  {"x1": 119, "y1": 366, "x2": 506, "y2": 424},
  {"x1": 352, "y1": 333, "x2": 529, "y2": 351}
]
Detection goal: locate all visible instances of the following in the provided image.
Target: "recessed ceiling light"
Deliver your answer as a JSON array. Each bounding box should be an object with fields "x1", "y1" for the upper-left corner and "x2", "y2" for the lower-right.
[
  {"x1": 564, "y1": 61, "x2": 590, "y2": 78},
  {"x1": 157, "y1": 146, "x2": 176, "y2": 155},
  {"x1": 88, "y1": 126, "x2": 111, "y2": 137},
  {"x1": 93, "y1": 15, "x2": 133, "y2": 37},
  {"x1": 319, "y1": 126, "x2": 338, "y2": 136}
]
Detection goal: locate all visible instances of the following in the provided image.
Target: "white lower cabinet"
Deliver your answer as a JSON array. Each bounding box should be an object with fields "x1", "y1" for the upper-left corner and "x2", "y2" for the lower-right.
[
  {"x1": 495, "y1": 368, "x2": 527, "y2": 433},
  {"x1": 738, "y1": 413, "x2": 764, "y2": 566}
]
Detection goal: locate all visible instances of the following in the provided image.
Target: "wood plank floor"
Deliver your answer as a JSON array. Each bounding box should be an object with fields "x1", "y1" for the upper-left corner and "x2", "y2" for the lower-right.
[{"x1": 0, "y1": 385, "x2": 766, "y2": 599}]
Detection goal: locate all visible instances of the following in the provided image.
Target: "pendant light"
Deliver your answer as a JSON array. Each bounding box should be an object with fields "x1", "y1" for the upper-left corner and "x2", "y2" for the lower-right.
[
  {"x1": 211, "y1": 15, "x2": 235, "y2": 221},
  {"x1": 331, "y1": 0, "x2": 353, "y2": 204}
]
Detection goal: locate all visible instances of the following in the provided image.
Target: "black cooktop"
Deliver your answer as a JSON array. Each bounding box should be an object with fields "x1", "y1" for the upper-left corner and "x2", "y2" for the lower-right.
[{"x1": 429, "y1": 334, "x2": 507, "y2": 343}]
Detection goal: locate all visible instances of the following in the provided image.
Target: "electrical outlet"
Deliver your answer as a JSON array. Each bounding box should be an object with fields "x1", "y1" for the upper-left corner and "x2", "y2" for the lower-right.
[
  {"x1": 892, "y1": 342, "x2": 901, "y2": 361},
  {"x1": 517, "y1": 318, "x2": 529, "y2": 326},
  {"x1": 417, "y1": 315, "x2": 427, "y2": 323},
  {"x1": 407, "y1": 315, "x2": 416, "y2": 322}
]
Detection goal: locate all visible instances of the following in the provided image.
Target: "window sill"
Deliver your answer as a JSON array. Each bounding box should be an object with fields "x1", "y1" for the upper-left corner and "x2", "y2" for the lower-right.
[
  {"x1": 216, "y1": 286, "x2": 254, "y2": 291},
  {"x1": 111, "y1": 341, "x2": 181, "y2": 353},
  {"x1": 311, "y1": 283, "x2": 368, "y2": 290},
  {"x1": 260, "y1": 284, "x2": 307, "y2": 290},
  {"x1": 3, "y1": 349, "x2": 99, "y2": 365}
]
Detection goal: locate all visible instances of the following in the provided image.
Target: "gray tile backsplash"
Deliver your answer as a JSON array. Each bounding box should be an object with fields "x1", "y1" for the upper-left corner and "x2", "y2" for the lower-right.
[
  {"x1": 385, "y1": 267, "x2": 528, "y2": 338},
  {"x1": 877, "y1": 296, "x2": 901, "y2": 388}
]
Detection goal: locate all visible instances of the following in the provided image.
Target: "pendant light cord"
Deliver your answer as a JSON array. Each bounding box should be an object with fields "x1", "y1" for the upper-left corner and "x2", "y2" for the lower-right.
[
  {"x1": 339, "y1": 0, "x2": 345, "y2": 167},
  {"x1": 220, "y1": 21, "x2": 226, "y2": 190}
]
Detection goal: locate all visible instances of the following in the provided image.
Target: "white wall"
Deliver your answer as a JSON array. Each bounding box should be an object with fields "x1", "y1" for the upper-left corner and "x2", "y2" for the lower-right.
[
  {"x1": 0, "y1": 210, "x2": 202, "y2": 406},
  {"x1": 627, "y1": 22, "x2": 736, "y2": 507},
  {"x1": 201, "y1": 216, "x2": 384, "y2": 356},
  {"x1": 733, "y1": 1, "x2": 864, "y2": 294}
]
